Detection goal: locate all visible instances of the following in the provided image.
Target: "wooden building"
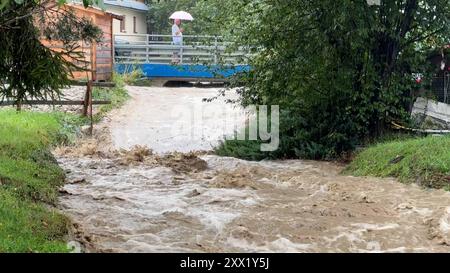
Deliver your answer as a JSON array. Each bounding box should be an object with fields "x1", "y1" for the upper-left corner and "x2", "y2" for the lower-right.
[{"x1": 41, "y1": 3, "x2": 123, "y2": 81}]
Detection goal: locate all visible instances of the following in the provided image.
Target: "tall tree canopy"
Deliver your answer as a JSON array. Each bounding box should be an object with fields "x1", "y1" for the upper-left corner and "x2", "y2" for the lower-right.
[
  {"x1": 2, "y1": 0, "x2": 449, "y2": 159},
  {"x1": 147, "y1": 0, "x2": 243, "y2": 36},
  {"x1": 211, "y1": 0, "x2": 450, "y2": 159},
  {"x1": 147, "y1": 0, "x2": 197, "y2": 34}
]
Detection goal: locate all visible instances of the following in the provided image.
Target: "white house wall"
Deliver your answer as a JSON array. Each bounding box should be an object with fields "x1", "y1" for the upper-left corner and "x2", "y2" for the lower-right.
[{"x1": 107, "y1": 6, "x2": 147, "y2": 37}]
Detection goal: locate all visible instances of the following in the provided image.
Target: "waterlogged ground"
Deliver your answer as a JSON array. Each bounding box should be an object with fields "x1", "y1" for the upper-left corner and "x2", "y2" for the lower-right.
[{"x1": 57, "y1": 85, "x2": 450, "y2": 253}]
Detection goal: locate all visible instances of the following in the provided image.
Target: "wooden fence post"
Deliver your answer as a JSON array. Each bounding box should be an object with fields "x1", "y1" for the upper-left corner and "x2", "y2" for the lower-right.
[
  {"x1": 82, "y1": 82, "x2": 91, "y2": 117},
  {"x1": 88, "y1": 80, "x2": 94, "y2": 136}
]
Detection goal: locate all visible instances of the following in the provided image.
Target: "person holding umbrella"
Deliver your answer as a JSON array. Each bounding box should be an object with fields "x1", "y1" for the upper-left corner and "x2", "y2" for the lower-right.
[
  {"x1": 170, "y1": 11, "x2": 194, "y2": 64},
  {"x1": 172, "y1": 18, "x2": 183, "y2": 46}
]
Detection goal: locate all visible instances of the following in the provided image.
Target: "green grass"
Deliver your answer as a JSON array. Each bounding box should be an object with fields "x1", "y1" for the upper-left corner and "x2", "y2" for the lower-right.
[
  {"x1": 345, "y1": 135, "x2": 450, "y2": 189},
  {"x1": 0, "y1": 109, "x2": 83, "y2": 252},
  {"x1": 122, "y1": 69, "x2": 152, "y2": 86},
  {"x1": 92, "y1": 74, "x2": 130, "y2": 122},
  {"x1": 214, "y1": 115, "x2": 274, "y2": 161},
  {"x1": 117, "y1": 66, "x2": 152, "y2": 86},
  {"x1": 215, "y1": 139, "x2": 269, "y2": 161},
  {"x1": 0, "y1": 76, "x2": 126, "y2": 252}
]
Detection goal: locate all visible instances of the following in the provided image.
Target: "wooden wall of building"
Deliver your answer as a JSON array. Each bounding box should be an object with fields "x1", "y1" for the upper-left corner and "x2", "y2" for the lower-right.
[{"x1": 41, "y1": 4, "x2": 114, "y2": 82}]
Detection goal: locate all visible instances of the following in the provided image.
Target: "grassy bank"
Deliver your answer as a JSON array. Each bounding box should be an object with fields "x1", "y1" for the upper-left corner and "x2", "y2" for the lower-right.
[
  {"x1": 92, "y1": 74, "x2": 130, "y2": 122},
  {"x1": 345, "y1": 135, "x2": 450, "y2": 189},
  {"x1": 0, "y1": 110, "x2": 84, "y2": 252}
]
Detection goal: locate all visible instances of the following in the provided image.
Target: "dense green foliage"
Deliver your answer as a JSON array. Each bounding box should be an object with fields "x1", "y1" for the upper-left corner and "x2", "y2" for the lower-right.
[
  {"x1": 212, "y1": 0, "x2": 450, "y2": 159},
  {"x1": 149, "y1": 1, "x2": 450, "y2": 160},
  {"x1": 346, "y1": 135, "x2": 450, "y2": 189},
  {"x1": 0, "y1": 110, "x2": 85, "y2": 252},
  {"x1": 148, "y1": 0, "x2": 194, "y2": 34},
  {"x1": 147, "y1": 0, "x2": 241, "y2": 36}
]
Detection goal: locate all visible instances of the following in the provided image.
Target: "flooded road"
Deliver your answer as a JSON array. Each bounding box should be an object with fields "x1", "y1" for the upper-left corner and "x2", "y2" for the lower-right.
[{"x1": 57, "y1": 85, "x2": 450, "y2": 253}]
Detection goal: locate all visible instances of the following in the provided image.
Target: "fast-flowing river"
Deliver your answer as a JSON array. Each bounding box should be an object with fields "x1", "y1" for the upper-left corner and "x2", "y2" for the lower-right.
[{"x1": 57, "y1": 85, "x2": 450, "y2": 253}]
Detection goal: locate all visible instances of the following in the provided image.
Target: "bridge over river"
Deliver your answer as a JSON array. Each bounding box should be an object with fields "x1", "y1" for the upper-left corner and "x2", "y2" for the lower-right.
[{"x1": 113, "y1": 34, "x2": 250, "y2": 81}]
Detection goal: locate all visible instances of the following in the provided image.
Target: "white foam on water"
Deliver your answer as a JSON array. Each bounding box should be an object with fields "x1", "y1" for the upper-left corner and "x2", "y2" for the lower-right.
[
  {"x1": 413, "y1": 207, "x2": 433, "y2": 217},
  {"x1": 187, "y1": 210, "x2": 241, "y2": 232},
  {"x1": 58, "y1": 142, "x2": 450, "y2": 253},
  {"x1": 350, "y1": 223, "x2": 400, "y2": 231},
  {"x1": 439, "y1": 207, "x2": 450, "y2": 234},
  {"x1": 226, "y1": 236, "x2": 312, "y2": 253},
  {"x1": 59, "y1": 156, "x2": 263, "y2": 252},
  {"x1": 324, "y1": 223, "x2": 401, "y2": 252}
]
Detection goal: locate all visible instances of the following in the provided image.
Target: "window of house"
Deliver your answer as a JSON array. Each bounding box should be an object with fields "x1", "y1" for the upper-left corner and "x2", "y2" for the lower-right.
[
  {"x1": 133, "y1": 16, "x2": 137, "y2": 33},
  {"x1": 120, "y1": 16, "x2": 126, "y2": 33}
]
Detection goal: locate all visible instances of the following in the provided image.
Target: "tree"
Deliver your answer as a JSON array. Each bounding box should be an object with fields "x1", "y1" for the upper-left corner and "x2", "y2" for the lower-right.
[
  {"x1": 0, "y1": 0, "x2": 103, "y2": 109},
  {"x1": 146, "y1": 0, "x2": 243, "y2": 36},
  {"x1": 219, "y1": 0, "x2": 450, "y2": 159},
  {"x1": 147, "y1": 0, "x2": 197, "y2": 34}
]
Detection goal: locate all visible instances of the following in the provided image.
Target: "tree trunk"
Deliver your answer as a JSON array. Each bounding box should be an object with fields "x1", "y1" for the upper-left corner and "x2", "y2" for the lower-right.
[{"x1": 16, "y1": 101, "x2": 22, "y2": 112}]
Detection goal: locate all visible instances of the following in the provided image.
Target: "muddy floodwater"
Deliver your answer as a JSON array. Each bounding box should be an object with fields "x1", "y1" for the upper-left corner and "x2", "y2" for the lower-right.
[
  {"x1": 109, "y1": 86, "x2": 247, "y2": 153},
  {"x1": 57, "y1": 85, "x2": 450, "y2": 253}
]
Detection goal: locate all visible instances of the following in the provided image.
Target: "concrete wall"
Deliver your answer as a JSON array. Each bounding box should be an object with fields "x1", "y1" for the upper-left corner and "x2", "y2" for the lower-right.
[{"x1": 412, "y1": 97, "x2": 450, "y2": 128}]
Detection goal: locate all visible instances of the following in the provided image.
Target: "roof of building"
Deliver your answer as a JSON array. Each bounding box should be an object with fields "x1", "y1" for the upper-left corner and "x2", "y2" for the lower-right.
[{"x1": 104, "y1": 0, "x2": 149, "y2": 12}]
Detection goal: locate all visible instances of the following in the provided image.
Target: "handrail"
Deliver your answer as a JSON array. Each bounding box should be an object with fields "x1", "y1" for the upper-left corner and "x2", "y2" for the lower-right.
[
  {"x1": 113, "y1": 33, "x2": 246, "y2": 66},
  {"x1": 115, "y1": 33, "x2": 224, "y2": 39}
]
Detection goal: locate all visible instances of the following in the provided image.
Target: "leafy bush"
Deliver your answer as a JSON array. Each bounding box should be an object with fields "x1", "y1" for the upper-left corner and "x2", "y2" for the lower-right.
[
  {"x1": 216, "y1": 108, "x2": 359, "y2": 160},
  {"x1": 222, "y1": 0, "x2": 449, "y2": 160},
  {"x1": 122, "y1": 69, "x2": 145, "y2": 85}
]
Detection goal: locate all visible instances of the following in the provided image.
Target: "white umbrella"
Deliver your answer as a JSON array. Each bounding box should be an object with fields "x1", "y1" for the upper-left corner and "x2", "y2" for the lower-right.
[{"x1": 169, "y1": 11, "x2": 194, "y2": 21}]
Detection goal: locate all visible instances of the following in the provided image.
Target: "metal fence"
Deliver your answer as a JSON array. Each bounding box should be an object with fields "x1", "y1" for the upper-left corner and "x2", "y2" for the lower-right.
[
  {"x1": 431, "y1": 73, "x2": 450, "y2": 104},
  {"x1": 113, "y1": 34, "x2": 247, "y2": 65}
]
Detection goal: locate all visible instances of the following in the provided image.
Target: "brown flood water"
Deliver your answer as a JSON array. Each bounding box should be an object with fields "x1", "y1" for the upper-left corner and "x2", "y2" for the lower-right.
[
  {"x1": 58, "y1": 154, "x2": 450, "y2": 253},
  {"x1": 57, "y1": 86, "x2": 450, "y2": 253}
]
